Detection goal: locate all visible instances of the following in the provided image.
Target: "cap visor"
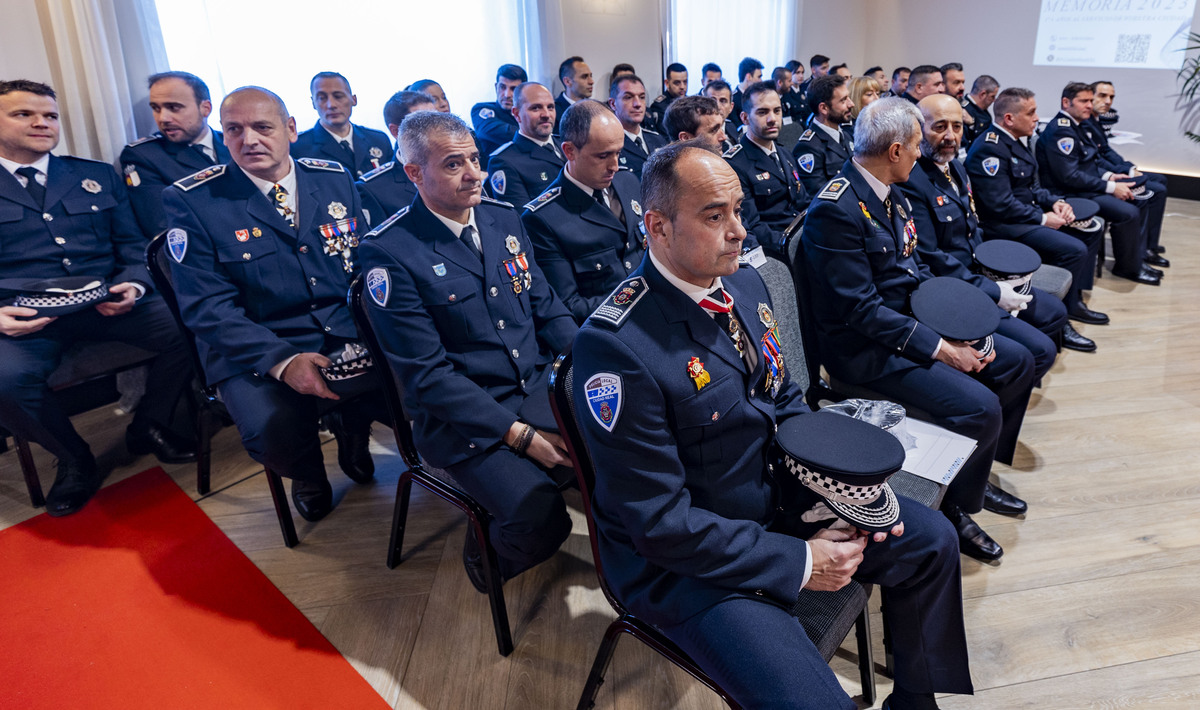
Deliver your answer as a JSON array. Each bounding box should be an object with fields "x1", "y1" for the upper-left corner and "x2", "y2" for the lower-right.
[{"x1": 824, "y1": 482, "x2": 900, "y2": 533}]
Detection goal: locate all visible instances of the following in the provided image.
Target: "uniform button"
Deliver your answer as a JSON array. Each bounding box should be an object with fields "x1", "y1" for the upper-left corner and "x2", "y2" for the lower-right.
[
  {"x1": 511, "y1": 349, "x2": 520, "y2": 358},
  {"x1": 497, "y1": 319, "x2": 505, "y2": 329},
  {"x1": 42, "y1": 213, "x2": 53, "y2": 222},
  {"x1": 750, "y1": 388, "x2": 756, "y2": 397},
  {"x1": 768, "y1": 464, "x2": 775, "y2": 474},
  {"x1": 595, "y1": 263, "x2": 602, "y2": 270},
  {"x1": 242, "y1": 253, "x2": 251, "y2": 260},
  {"x1": 324, "y1": 326, "x2": 331, "y2": 332},
  {"x1": 90, "y1": 205, "x2": 99, "y2": 212},
  {"x1": 520, "y1": 379, "x2": 526, "y2": 388},
  {"x1": 754, "y1": 589, "x2": 764, "y2": 596},
  {"x1": 62, "y1": 258, "x2": 71, "y2": 266},
  {"x1": 310, "y1": 303, "x2": 317, "y2": 310},
  {"x1": 774, "y1": 423, "x2": 779, "y2": 433},
  {"x1": 449, "y1": 294, "x2": 457, "y2": 302},
  {"x1": 54, "y1": 237, "x2": 65, "y2": 245},
  {"x1": 490, "y1": 287, "x2": 498, "y2": 297},
  {"x1": 711, "y1": 411, "x2": 719, "y2": 421},
  {"x1": 469, "y1": 442, "x2": 477, "y2": 449},
  {"x1": 309, "y1": 277, "x2": 317, "y2": 285},
  {"x1": 625, "y1": 261, "x2": 632, "y2": 269},
  {"x1": 906, "y1": 268, "x2": 914, "y2": 275},
  {"x1": 299, "y1": 245, "x2": 309, "y2": 253}
]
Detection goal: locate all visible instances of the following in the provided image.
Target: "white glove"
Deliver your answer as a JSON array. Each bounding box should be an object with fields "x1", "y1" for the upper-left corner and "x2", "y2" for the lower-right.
[{"x1": 996, "y1": 280, "x2": 1032, "y2": 313}]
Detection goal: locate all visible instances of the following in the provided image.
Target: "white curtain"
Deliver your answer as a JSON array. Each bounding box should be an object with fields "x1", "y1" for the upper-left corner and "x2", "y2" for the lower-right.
[{"x1": 670, "y1": 0, "x2": 797, "y2": 94}]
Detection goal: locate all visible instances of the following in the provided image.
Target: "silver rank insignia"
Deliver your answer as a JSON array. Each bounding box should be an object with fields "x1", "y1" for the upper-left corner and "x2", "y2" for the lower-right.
[
  {"x1": 758, "y1": 303, "x2": 776, "y2": 328},
  {"x1": 369, "y1": 146, "x2": 383, "y2": 158},
  {"x1": 327, "y1": 201, "x2": 348, "y2": 219},
  {"x1": 81, "y1": 179, "x2": 101, "y2": 194},
  {"x1": 631, "y1": 200, "x2": 642, "y2": 216},
  {"x1": 506, "y1": 235, "x2": 521, "y2": 254}
]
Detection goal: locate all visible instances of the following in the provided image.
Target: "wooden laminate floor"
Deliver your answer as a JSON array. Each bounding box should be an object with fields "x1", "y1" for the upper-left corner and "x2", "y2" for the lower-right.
[{"x1": 4, "y1": 200, "x2": 1200, "y2": 709}]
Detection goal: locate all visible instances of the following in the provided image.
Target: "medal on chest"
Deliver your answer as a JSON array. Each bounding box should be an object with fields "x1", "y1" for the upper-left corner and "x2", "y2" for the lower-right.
[
  {"x1": 503, "y1": 252, "x2": 532, "y2": 294},
  {"x1": 902, "y1": 218, "x2": 918, "y2": 258},
  {"x1": 758, "y1": 304, "x2": 785, "y2": 397},
  {"x1": 318, "y1": 217, "x2": 360, "y2": 273}
]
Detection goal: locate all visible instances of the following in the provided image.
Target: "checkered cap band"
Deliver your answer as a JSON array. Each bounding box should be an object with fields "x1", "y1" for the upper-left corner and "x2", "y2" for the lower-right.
[
  {"x1": 1132, "y1": 187, "x2": 1153, "y2": 200},
  {"x1": 979, "y1": 268, "x2": 1034, "y2": 295},
  {"x1": 826, "y1": 484, "x2": 900, "y2": 529},
  {"x1": 785, "y1": 457, "x2": 884, "y2": 504},
  {"x1": 14, "y1": 285, "x2": 109, "y2": 309},
  {"x1": 1067, "y1": 216, "x2": 1104, "y2": 233},
  {"x1": 320, "y1": 355, "x2": 374, "y2": 381}
]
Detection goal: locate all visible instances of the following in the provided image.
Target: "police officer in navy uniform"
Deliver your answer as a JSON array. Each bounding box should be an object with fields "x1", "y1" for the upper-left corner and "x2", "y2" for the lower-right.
[
  {"x1": 522, "y1": 101, "x2": 645, "y2": 323},
  {"x1": 608, "y1": 74, "x2": 667, "y2": 178},
  {"x1": 573, "y1": 142, "x2": 973, "y2": 710},
  {"x1": 775, "y1": 66, "x2": 809, "y2": 125},
  {"x1": 899, "y1": 95, "x2": 1085, "y2": 362},
  {"x1": 487, "y1": 82, "x2": 563, "y2": 210},
  {"x1": 1087, "y1": 80, "x2": 1168, "y2": 264},
  {"x1": 164, "y1": 87, "x2": 383, "y2": 523},
  {"x1": 0, "y1": 80, "x2": 195, "y2": 516},
  {"x1": 730, "y1": 57, "x2": 765, "y2": 134},
  {"x1": 900, "y1": 65, "x2": 944, "y2": 105},
  {"x1": 554, "y1": 57, "x2": 594, "y2": 134},
  {"x1": 724, "y1": 82, "x2": 810, "y2": 254},
  {"x1": 791, "y1": 74, "x2": 853, "y2": 196},
  {"x1": 965, "y1": 87, "x2": 1111, "y2": 325},
  {"x1": 1036, "y1": 82, "x2": 1159, "y2": 285},
  {"x1": 801, "y1": 98, "x2": 1037, "y2": 563},
  {"x1": 471, "y1": 64, "x2": 527, "y2": 163},
  {"x1": 358, "y1": 111, "x2": 578, "y2": 591},
  {"x1": 356, "y1": 90, "x2": 436, "y2": 227},
  {"x1": 645, "y1": 63, "x2": 688, "y2": 135},
  {"x1": 700, "y1": 79, "x2": 737, "y2": 149},
  {"x1": 120, "y1": 71, "x2": 231, "y2": 239},
  {"x1": 290, "y1": 72, "x2": 393, "y2": 179},
  {"x1": 961, "y1": 75, "x2": 998, "y2": 148}
]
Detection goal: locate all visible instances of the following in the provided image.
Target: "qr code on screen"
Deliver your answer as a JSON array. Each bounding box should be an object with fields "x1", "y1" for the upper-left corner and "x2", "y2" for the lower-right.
[{"x1": 1115, "y1": 34, "x2": 1150, "y2": 64}]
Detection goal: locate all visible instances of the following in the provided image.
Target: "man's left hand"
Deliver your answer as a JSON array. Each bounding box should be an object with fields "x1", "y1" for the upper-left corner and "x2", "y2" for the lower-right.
[{"x1": 95, "y1": 282, "x2": 139, "y2": 316}]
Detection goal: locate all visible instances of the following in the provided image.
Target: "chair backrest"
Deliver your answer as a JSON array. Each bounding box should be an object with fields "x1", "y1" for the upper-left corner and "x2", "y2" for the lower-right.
[
  {"x1": 781, "y1": 226, "x2": 835, "y2": 406},
  {"x1": 754, "y1": 257, "x2": 810, "y2": 398},
  {"x1": 145, "y1": 232, "x2": 215, "y2": 397},
  {"x1": 547, "y1": 348, "x2": 628, "y2": 615},
  {"x1": 347, "y1": 276, "x2": 423, "y2": 470}
]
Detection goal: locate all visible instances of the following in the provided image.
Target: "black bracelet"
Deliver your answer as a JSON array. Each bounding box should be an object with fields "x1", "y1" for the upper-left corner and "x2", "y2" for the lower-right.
[{"x1": 512, "y1": 423, "x2": 534, "y2": 456}]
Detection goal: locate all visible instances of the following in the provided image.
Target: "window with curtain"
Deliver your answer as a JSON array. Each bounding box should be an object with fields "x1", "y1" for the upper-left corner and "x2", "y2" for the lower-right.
[
  {"x1": 154, "y1": 0, "x2": 529, "y2": 137},
  {"x1": 670, "y1": 0, "x2": 796, "y2": 95}
]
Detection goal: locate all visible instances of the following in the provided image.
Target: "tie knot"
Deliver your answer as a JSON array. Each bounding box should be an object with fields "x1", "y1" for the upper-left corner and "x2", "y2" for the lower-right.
[
  {"x1": 15, "y1": 166, "x2": 39, "y2": 181},
  {"x1": 593, "y1": 188, "x2": 606, "y2": 202}
]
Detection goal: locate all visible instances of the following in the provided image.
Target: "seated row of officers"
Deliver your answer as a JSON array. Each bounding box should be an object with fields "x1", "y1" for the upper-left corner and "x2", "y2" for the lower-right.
[{"x1": 0, "y1": 58, "x2": 1169, "y2": 709}]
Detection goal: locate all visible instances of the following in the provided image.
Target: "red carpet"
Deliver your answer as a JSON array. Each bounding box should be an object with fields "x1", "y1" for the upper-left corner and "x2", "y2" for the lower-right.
[{"x1": 0, "y1": 468, "x2": 390, "y2": 709}]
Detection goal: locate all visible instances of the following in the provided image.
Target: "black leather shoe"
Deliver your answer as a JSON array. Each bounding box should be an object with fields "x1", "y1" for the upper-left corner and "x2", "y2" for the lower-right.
[
  {"x1": 290, "y1": 477, "x2": 333, "y2": 522},
  {"x1": 1068, "y1": 303, "x2": 1109, "y2": 325},
  {"x1": 982, "y1": 482, "x2": 1028, "y2": 516},
  {"x1": 1153, "y1": 244, "x2": 1166, "y2": 254},
  {"x1": 325, "y1": 410, "x2": 374, "y2": 484},
  {"x1": 1144, "y1": 264, "x2": 1164, "y2": 278},
  {"x1": 1112, "y1": 267, "x2": 1161, "y2": 286},
  {"x1": 1145, "y1": 252, "x2": 1170, "y2": 268},
  {"x1": 942, "y1": 502, "x2": 1003, "y2": 562},
  {"x1": 881, "y1": 691, "x2": 940, "y2": 710},
  {"x1": 126, "y1": 423, "x2": 197, "y2": 464},
  {"x1": 46, "y1": 456, "x2": 101, "y2": 517},
  {"x1": 462, "y1": 529, "x2": 489, "y2": 594},
  {"x1": 1061, "y1": 323, "x2": 1097, "y2": 352}
]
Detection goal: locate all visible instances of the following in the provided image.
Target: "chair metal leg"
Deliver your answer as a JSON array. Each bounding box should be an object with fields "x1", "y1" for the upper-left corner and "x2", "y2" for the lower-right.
[
  {"x1": 577, "y1": 618, "x2": 626, "y2": 710},
  {"x1": 195, "y1": 406, "x2": 213, "y2": 496},
  {"x1": 265, "y1": 469, "x2": 299, "y2": 548},
  {"x1": 473, "y1": 514, "x2": 513, "y2": 656},
  {"x1": 855, "y1": 608, "x2": 876, "y2": 706},
  {"x1": 16, "y1": 437, "x2": 44, "y2": 508},
  {"x1": 387, "y1": 470, "x2": 414, "y2": 569}
]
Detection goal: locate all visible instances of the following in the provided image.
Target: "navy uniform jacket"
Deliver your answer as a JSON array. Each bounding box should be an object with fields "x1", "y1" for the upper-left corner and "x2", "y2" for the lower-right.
[
  {"x1": 0, "y1": 155, "x2": 148, "y2": 288},
  {"x1": 618, "y1": 129, "x2": 667, "y2": 177},
  {"x1": 897, "y1": 157, "x2": 1001, "y2": 302},
  {"x1": 962, "y1": 97, "x2": 992, "y2": 149},
  {"x1": 357, "y1": 196, "x2": 577, "y2": 469},
  {"x1": 163, "y1": 158, "x2": 365, "y2": 385},
  {"x1": 486, "y1": 133, "x2": 563, "y2": 210},
  {"x1": 1083, "y1": 116, "x2": 1135, "y2": 174},
  {"x1": 965, "y1": 127, "x2": 1062, "y2": 239},
  {"x1": 554, "y1": 93, "x2": 573, "y2": 133},
  {"x1": 572, "y1": 259, "x2": 812, "y2": 626},
  {"x1": 800, "y1": 162, "x2": 940, "y2": 385},
  {"x1": 355, "y1": 159, "x2": 417, "y2": 227},
  {"x1": 119, "y1": 130, "x2": 231, "y2": 239},
  {"x1": 781, "y1": 88, "x2": 810, "y2": 124},
  {"x1": 725, "y1": 134, "x2": 811, "y2": 239},
  {"x1": 290, "y1": 121, "x2": 394, "y2": 179},
  {"x1": 730, "y1": 88, "x2": 746, "y2": 130},
  {"x1": 520, "y1": 168, "x2": 646, "y2": 322},
  {"x1": 791, "y1": 121, "x2": 851, "y2": 196},
  {"x1": 645, "y1": 94, "x2": 676, "y2": 134},
  {"x1": 471, "y1": 101, "x2": 519, "y2": 160},
  {"x1": 1035, "y1": 112, "x2": 1109, "y2": 197}
]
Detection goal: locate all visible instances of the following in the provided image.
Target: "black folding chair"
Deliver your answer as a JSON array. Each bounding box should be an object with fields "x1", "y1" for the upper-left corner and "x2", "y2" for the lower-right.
[
  {"x1": 146, "y1": 233, "x2": 298, "y2": 547},
  {"x1": 548, "y1": 347, "x2": 878, "y2": 709},
  {"x1": 348, "y1": 276, "x2": 514, "y2": 656}
]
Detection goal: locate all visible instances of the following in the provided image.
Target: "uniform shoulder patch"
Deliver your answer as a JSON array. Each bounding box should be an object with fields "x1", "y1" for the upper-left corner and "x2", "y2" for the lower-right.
[
  {"x1": 480, "y1": 195, "x2": 515, "y2": 209},
  {"x1": 524, "y1": 187, "x2": 561, "y2": 212},
  {"x1": 654, "y1": 94, "x2": 667, "y2": 103},
  {"x1": 360, "y1": 161, "x2": 395, "y2": 181},
  {"x1": 722, "y1": 144, "x2": 743, "y2": 159},
  {"x1": 798, "y1": 129, "x2": 816, "y2": 142},
  {"x1": 817, "y1": 177, "x2": 849, "y2": 201},
  {"x1": 584, "y1": 372, "x2": 624, "y2": 432},
  {"x1": 643, "y1": 128, "x2": 662, "y2": 136},
  {"x1": 1057, "y1": 117, "x2": 1071, "y2": 127},
  {"x1": 477, "y1": 107, "x2": 495, "y2": 120},
  {"x1": 961, "y1": 97, "x2": 970, "y2": 108},
  {"x1": 363, "y1": 207, "x2": 409, "y2": 238},
  {"x1": 984, "y1": 131, "x2": 999, "y2": 144},
  {"x1": 589, "y1": 276, "x2": 650, "y2": 328},
  {"x1": 298, "y1": 157, "x2": 345, "y2": 172},
  {"x1": 490, "y1": 141, "x2": 514, "y2": 157},
  {"x1": 126, "y1": 135, "x2": 161, "y2": 148},
  {"x1": 173, "y1": 164, "x2": 226, "y2": 191}
]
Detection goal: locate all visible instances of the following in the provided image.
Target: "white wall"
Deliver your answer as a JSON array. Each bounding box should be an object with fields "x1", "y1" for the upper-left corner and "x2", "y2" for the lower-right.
[{"x1": 545, "y1": 0, "x2": 665, "y2": 101}]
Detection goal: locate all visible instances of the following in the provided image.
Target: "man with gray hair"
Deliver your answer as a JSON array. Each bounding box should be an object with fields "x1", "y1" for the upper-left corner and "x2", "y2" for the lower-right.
[
  {"x1": 358, "y1": 110, "x2": 578, "y2": 592},
  {"x1": 522, "y1": 101, "x2": 646, "y2": 322},
  {"x1": 801, "y1": 97, "x2": 1037, "y2": 563}
]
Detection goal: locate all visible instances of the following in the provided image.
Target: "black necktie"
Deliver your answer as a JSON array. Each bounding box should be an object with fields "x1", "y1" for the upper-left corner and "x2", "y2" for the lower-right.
[
  {"x1": 594, "y1": 188, "x2": 625, "y2": 225},
  {"x1": 191, "y1": 143, "x2": 215, "y2": 165},
  {"x1": 548, "y1": 140, "x2": 562, "y2": 160},
  {"x1": 769, "y1": 150, "x2": 784, "y2": 176},
  {"x1": 460, "y1": 225, "x2": 482, "y2": 261},
  {"x1": 699, "y1": 288, "x2": 745, "y2": 356},
  {"x1": 636, "y1": 135, "x2": 648, "y2": 155},
  {"x1": 269, "y1": 184, "x2": 296, "y2": 230},
  {"x1": 15, "y1": 166, "x2": 45, "y2": 208}
]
